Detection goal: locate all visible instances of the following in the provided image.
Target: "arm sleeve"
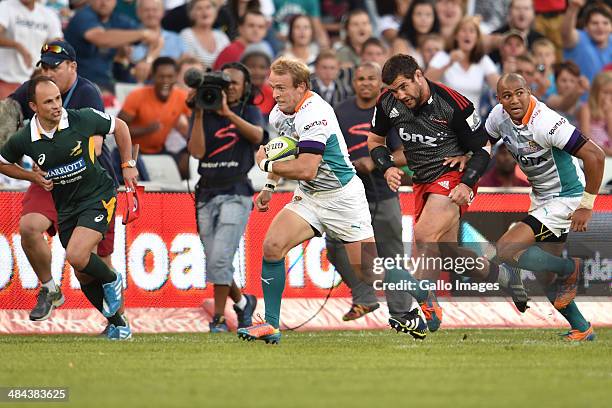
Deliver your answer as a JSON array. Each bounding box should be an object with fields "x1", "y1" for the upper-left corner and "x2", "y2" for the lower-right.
[
  {"x1": 0, "y1": 3, "x2": 11, "y2": 29},
  {"x1": 294, "y1": 108, "x2": 328, "y2": 155},
  {"x1": 481, "y1": 55, "x2": 498, "y2": 76},
  {"x1": 76, "y1": 10, "x2": 104, "y2": 35},
  {"x1": 450, "y1": 101, "x2": 488, "y2": 152},
  {"x1": 82, "y1": 83, "x2": 105, "y2": 111},
  {"x1": 484, "y1": 105, "x2": 503, "y2": 141},
  {"x1": 429, "y1": 51, "x2": 451, "y2": 69},
  {"x1": 121, "y1": 90, "x2": 141, "y2": 117},
  {"x1": 77, "y1": 108, "x2": 115, "y2": 136},
  {"x1": 308, "y1": 0, "x2": 321, "y2": 17},
  {"x1": 245, "y1": 105, "x2": 264, "y2": 129},
  {"x1": 0, "y1": 133, "x2": 26, "y2": 164},
  {"x1": 47, "y1": 10, "x2": 63, "y2": 40},
  {"x1": 534, "y1": 107, "x2": 587, "y2": 155},
  {"x1": 386, "y1": 127, "x2": 402, "y2": 151},
  {"x1": 369, "y1": 95, "x2": 392, "y2": 138}
]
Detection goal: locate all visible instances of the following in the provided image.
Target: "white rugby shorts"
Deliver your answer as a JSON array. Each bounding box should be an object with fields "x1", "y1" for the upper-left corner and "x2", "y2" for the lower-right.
[{"x1": 285, "y1": 176, "x2": 374, "y2": 242}]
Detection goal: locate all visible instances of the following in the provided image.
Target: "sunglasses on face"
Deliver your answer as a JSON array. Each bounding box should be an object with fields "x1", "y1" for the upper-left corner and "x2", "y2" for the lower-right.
[{"x1": 41, "y1": 44, "x2": 70, "y2": 57}]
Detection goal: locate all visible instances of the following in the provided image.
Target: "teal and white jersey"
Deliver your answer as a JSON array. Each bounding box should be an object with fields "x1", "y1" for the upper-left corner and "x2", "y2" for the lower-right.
[
  {"x1": 269, "y1": 91, "x2": 355, "y2": 194},
  {"x1": 485, "y1": 97, "x2": 585, "y2": 207}
]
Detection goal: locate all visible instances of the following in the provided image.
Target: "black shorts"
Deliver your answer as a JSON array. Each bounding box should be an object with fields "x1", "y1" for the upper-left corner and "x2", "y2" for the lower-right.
[
  {"x1": 522, "y1": 215, "x2": 569, "y2": 243},
  {"x1": 58, "y1": 195, "x2": 117, "y2": 248}
]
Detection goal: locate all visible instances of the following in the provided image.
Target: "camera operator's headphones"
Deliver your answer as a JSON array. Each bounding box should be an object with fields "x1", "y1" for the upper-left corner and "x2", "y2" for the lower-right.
[{"x1": 220, "y1": 62, "x2": 253, "y2": 104}]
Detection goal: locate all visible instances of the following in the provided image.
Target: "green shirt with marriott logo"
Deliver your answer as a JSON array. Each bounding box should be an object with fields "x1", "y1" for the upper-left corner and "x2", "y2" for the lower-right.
[{"x1": 0, "y1": 108, "x2": 116, "y2": 219}]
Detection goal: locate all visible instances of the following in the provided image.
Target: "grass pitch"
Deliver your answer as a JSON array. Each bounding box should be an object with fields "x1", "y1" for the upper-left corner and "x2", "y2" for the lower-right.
[{"x1": 1, "y1": 329, "x2": 611, "y2": 408}]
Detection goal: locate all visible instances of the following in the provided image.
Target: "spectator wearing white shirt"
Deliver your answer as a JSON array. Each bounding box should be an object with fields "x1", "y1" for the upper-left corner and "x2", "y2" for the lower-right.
[
  {"x1": 180, "y1": 0, "x2": 230, "y2": 68},
  {"x1": 426, "y1": 16, "x2": 499, "y2": 114},
  {"x1": 0, "y1": 0, "x2": 63, "y2": 98}
]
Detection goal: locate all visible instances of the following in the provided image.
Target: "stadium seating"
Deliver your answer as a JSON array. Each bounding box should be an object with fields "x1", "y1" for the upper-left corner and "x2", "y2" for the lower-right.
[{"x1": 141, "y1": 154, "x2": 182, "y2": 185}]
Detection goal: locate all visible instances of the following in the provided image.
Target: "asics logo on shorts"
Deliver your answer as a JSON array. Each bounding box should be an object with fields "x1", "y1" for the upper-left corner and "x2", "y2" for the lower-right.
[{"x1": 94, "y1": 214, "x2": 104, "y2": 222}]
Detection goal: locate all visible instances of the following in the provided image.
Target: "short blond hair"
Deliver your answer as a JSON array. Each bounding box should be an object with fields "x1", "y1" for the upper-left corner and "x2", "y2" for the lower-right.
[{"x1": 270, "y1": 57, "x2": 311, "y2": 89}]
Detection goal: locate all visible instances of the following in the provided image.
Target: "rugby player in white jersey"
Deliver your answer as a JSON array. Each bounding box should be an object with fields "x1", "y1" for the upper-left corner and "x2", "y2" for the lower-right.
[
  {"x1": 485, "y1": 73, "x2": 605, "y2": 341},
  {"x1": 237, "y1": 58, "x2": 437, "y2": 343}
]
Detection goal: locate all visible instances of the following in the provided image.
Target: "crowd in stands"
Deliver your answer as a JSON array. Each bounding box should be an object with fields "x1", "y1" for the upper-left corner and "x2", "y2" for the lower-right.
[{"x1": 0, "y1": 0, "x2": 610, "y2": 188}]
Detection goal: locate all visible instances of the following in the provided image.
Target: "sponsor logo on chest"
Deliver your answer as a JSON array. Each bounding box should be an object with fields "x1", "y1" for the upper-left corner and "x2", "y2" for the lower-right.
[{"x1": 398, "y1": 128, "x2": 438, "y2": 146}]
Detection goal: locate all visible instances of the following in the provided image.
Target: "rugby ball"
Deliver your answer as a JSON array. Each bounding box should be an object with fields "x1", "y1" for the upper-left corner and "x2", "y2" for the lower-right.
[{"x1": 265, "y1": 136, "x2": 298, "y2": 162}]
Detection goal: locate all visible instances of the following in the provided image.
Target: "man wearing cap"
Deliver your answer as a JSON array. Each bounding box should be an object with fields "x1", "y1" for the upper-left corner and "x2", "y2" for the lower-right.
[
  {"x1": 490, "y1": 0, "x2": 545, "y2": 64},
  {"x1": 8, "y1": 40, "x2": 122, "y2": 329},
  {"x1": 497, "y1": 30, "x2": 529, "y2": 74},
  {"x1": 0, "y1": 0, "x2": 63, "y2": 98}
]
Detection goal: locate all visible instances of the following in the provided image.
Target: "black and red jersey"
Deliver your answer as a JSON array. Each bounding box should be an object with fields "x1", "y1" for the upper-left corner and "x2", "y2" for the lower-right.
[{"x1": 371, "y1": 80, "x2": 485, "y2": 184}]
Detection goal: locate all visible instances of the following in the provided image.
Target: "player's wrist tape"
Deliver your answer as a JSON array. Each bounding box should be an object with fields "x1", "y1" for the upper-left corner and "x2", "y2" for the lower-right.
[
  {"x1": 370, "y1": 146, "x2": 394, "y2": 173},
  {"x1": 259, "y1": 159, "x2": 274, "y2": 173},
  {"x1": 578, "y1": 192, "x2": 596, "y2": 210},
  {"x1": 263, "y1": 178, "x2": 277, "y2": 192}
]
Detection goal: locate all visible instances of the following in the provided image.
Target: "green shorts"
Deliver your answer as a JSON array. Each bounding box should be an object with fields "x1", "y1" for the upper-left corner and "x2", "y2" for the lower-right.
[{"x1": 58, "y1": 194, "x2": 117, "y2": 249}]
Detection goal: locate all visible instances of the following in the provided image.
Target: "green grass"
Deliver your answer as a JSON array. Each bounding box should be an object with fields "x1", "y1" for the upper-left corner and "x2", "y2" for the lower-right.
[{"x1": 1, "y1": 329, "x2": 611, "y2": 408}]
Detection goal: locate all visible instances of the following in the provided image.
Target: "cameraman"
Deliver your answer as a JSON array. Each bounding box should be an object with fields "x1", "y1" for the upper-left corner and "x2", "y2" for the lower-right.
[{"x1": 188, "y1": 62, "x2": 264, "y2": 333}]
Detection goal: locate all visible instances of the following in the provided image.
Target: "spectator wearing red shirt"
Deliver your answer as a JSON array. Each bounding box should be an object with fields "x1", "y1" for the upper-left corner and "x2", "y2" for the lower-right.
[
  {"x1": 479, "y1": 143, "x2": 530, "y2": 187},
  {"x1": 213, "y1": 10, "x2": 271, "y2": 70}
]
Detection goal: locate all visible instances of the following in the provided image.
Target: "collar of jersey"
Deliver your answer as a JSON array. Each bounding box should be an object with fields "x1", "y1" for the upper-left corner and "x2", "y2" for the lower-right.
[
  {"x1": 30, "y1": 108, "x2": 69, "y2": 142},
  {"x1": 520, "y1": 96, "x2": 537, "y2": 126},
  {"x1": 294, "y1": 91, "x2": 314, "y2": 113}
]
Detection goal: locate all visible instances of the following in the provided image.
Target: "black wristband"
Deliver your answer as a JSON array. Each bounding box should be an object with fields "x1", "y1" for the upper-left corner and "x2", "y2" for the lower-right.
[
  {"x1": 460, "y1": 168, "x2": 479, "y2": 188},
  {"x1": 370, "y1": 145, "x2": 394, "y2": 173}
]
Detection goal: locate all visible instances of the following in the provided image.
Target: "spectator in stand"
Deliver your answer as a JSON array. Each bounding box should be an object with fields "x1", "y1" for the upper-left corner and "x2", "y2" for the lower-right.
[
  {"x1": 180, "y1": 0, "x2": 230, "y2": 68},
  {"x1": 241, "y1": 50, "x2": 274, "y2": 116},
  {"x1": 547, "y1": 60, "x2": 590, "y2": 126},
  {"x1": 392, "y1": 0, "x2": 440, "y2": 67},
  {"x1": 161, "y1": 0, "x2": 233, "y2": 37},
  {"x1": 419, "y1": 33, "x2": 446, "y2": 69},
  {"x1": 578, "y1": 71, "x2": 612, "y2": 155},
  {"x1": 426, "y1": 16, "x2": 500, "y2": 114},
  {"x1": 375, "y1": 0, "x2": 411, "y2": 44},
  {"x1": 533, "y1": 0, "x2": 567, "y2": 58},
  {"x1": 131, "y1": 0, "x2": 186, "y2": 83},
  {"x1": 489, "y1": 0, "x2": 545, "y2": 64},
  {"x1": 273, "y1": 0, "x2": 330, "y2": 50},
  {"x1": 515, "y1": 52, "x2": 536, "y2": 79},
  {"x1": 213, "y1": 10, "x2": 271, "y2": 70},
  {"x1": 64, "y1": 0, "x2": 160, "y2": 92},
  {"x1": 224, "y1": 0, "x2": 276, "y2": 41},
  {"x1": 0, "y1": 0, "x2": 63, "y2": 98},
  {"x1": 310, "y1": 50, "x2": 353, "y2": 107},
  {"x1": 561, "y1": 0, "x2": 612, "y2": 83},
  {"x1": 479, "y1": 143, "x2": 530, "y2": 187},
  {"x1": 436, "y1": 0, "x2": 464, "y2": 47},
  {"x1": 320, "y1": 0, "x2": 367, "y2": 40},
  {"x1": 531, "y1": 37, "x2": 558, "y2": 100},
  {"x1": 335, "y1": 9, "x2": 374, "y2": 69},
  {"x1": 280, "y1": 14, "x2": 319, "y2": 71},
  {"x1": 360, "y1": 37, "x2": 390, "y2": 68},
  {"x1": 118, "y1": 57, "x2": 192, "y2": 177},
  {"x1": 497, "y1": 30, "x2": 529, "y2": 74}
]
